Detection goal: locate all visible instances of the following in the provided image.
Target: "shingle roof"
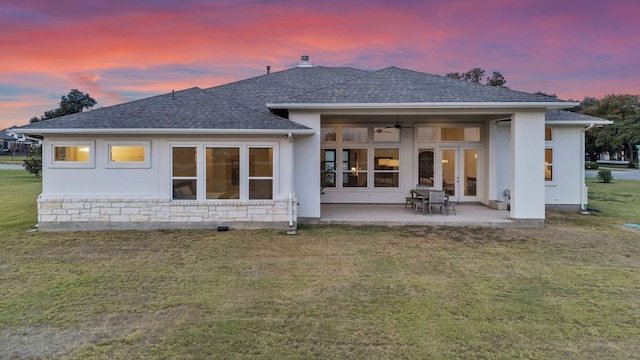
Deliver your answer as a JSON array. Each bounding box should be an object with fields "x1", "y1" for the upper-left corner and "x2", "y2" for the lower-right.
[
  {"x1": 16, "y1": 87, "x2": 311, "y2": 132},
  {"x1": 545, "y1": 109, "x2": 613, "y2": 124},
  {"x1": 0, "y1": 131, "x2": 15, "y2": 141},
  {"x1": 205, "y1": 66, "x2": 369, "y2": 109},
  {"x1": 277, "y1": 67, "x2": 570, "y2": 104}
]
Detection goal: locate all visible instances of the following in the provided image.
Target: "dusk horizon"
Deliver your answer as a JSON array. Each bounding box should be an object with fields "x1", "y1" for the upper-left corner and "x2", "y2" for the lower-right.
[{"x1": 2, "y1": 0, "x2": 638, "y2": 129}]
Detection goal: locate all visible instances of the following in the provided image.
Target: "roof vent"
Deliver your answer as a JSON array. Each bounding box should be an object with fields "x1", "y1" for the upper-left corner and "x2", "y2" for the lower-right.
[{"x1": 297, "y1": 55, "x2": 313, "y2": 68}]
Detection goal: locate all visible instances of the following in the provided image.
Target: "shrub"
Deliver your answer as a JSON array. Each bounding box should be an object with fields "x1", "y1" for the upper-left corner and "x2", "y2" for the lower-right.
[
  {"x1": 23, "y1": 146, "x2": 42, "y2": 177},
  {"x1": 585, "y1": 162, "x2": 599, "y2": 170},
  {"x1": 596, "y1": 169, "x2": 613, "y2": 183}
]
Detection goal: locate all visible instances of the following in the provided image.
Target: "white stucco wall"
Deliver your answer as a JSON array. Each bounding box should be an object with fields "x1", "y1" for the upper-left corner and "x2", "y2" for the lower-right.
[
  {"x1": 39, "y1": 134, "x2": 298, "y2": 230},
  {"x1": 288, "y1": 111, "x2": 322, "y2": 219}
]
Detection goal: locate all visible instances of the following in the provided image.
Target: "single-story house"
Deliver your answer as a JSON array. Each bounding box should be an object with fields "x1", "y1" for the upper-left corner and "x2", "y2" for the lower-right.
[
  {"x1": 14, "y1": 57, "x2": 612, "y2": 231},
  {"x1": 0, "y1": 131, "x2": 16, "y2": 153}
]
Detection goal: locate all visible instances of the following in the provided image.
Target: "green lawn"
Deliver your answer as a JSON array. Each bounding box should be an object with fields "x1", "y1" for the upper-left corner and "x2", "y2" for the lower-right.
[
  {"x1": 0, "y1": 153, "x2": 27, "y2": 165},
  {"x1": 1, "y1": 170, "x2": 639, "y2": 359}
]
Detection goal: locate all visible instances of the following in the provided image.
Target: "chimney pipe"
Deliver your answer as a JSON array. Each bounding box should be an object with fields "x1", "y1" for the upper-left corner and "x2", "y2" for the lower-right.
[
  {"x1": 297, "y1": 55, "x2": 313, "y2": 68},
  {"x1": 266, "y1": 65, "x2": 271, "y2": 74}
]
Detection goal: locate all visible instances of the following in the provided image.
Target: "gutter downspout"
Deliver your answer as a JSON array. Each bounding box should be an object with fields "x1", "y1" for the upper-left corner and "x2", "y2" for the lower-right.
[
  {"x1": 581, "y1": 123, "x2": 594, "y2": 214},
  {"x1": 287, "y1": 132, "x2": 295, "y2": 228}
]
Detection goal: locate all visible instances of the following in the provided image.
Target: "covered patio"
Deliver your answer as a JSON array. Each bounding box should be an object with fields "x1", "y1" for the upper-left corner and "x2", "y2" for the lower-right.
[{"x1": 314, "y1": 204, "x2": 524, "y2": 227}]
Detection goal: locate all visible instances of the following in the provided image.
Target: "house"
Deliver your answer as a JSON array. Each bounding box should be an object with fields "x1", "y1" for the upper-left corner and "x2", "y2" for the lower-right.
[
  {"x1": 0, "y1": 131, "x2": 16, "y2": 154},
  {"x1": 14, "y1": 57, "x2": 612, "y2": 231}
]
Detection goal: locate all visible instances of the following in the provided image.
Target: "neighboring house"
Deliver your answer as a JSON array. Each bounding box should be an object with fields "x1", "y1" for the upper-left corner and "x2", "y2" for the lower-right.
[
  {"x1": 0, "y1": 131, "x2": 16, "y2": 153},
  {"x1": 14, "y1": 57, "x2": 611, "y2": 231}
]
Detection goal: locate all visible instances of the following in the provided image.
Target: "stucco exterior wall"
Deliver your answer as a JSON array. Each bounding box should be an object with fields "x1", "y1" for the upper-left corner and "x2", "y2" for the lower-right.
[{"x1": 38, "y1": 134, "x2": 297, "y2": 231}]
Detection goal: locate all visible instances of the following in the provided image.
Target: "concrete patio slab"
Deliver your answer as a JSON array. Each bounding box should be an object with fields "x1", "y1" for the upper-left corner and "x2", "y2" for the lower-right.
[{"x1": 314, "y1": 204, "x2": 524, "y2": 227}]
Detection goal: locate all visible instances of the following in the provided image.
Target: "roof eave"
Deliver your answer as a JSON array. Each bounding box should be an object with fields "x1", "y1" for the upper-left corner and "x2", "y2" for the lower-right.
[
  {"x1": 545, "y1": 120, "x2": 614, "y2": 126},
  {"x1": 267, "y1": 102, "x2": 579, "y2": 110},
  {"x1": 12, "y1": 128, "x2": 316, "y2": 136}
]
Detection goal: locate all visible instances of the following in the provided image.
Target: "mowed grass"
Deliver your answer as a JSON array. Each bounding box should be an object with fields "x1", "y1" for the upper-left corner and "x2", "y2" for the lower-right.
[
  {"x1": 0, "y1": 153, "x2": 27, "y2": 165},
  {"x1": 1, "y1": 170, "x2": 639, "y2": 359}
]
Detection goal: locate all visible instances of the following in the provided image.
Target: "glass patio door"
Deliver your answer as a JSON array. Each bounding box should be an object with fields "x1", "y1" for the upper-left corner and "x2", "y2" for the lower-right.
[{"x1": 440, "y1": 147, "x2": 480, "y2": 202}]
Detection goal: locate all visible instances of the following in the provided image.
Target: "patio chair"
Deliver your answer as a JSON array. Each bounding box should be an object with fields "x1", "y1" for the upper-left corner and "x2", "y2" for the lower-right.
[
  {"x1": 444, "y1": 196, "x2": 456, "y2": 215},
  {"x1": 428, "y1": 190, "x2": 446, "y2": 216}
]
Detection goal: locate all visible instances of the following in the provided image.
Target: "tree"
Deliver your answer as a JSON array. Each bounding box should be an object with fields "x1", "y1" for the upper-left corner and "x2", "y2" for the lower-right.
[
  {"x1": 24, "y1": 89, "x2": 97, "y2": 176},
  {"x1": 23, "y1": 146, "x2": 42, "y2": 177},
  {"x1": 580, "y1": 94, "x2": 640, "y2": 165},
  {"x1": 445, "y1": 68, "x2": 508, "y2": 88},
  {"x1": 29, "y1": 89, "x2": 97, "y2": 123}
]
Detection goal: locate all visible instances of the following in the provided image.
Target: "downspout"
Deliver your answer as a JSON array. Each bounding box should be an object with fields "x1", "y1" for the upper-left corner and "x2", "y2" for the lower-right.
[
  {"x1": 287, "y1": 132, "x2": 294, "y2": 227},
  {"x1": 580, "y1": 123, "x2": 594, "y2": 213}
]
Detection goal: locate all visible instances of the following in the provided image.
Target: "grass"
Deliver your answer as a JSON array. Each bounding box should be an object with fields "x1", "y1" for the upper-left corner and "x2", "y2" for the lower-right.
[
  {"x1": 1, "y1": 169, "x2": 639, "y2": 359},
  {"x1": 0, "y1": 153, "x2": 27, "y2": 164}
]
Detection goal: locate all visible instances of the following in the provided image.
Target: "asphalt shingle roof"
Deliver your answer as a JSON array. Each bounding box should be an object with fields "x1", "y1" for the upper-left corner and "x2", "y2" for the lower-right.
[
  {"x1": 205, "y1": 66, "x2": 369, "y2": 110},
  {"x1": 17, "y1": 87, "x2": 310, "y2": 132},
  {"x1": 545, "y1": 109, "x2": 613, "y2": 124},
  {"x1": 280, "y1": 67, "x2": 570, "y2": 104}
]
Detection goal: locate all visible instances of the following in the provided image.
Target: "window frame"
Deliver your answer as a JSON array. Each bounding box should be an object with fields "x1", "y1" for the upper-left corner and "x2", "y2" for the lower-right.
[
  {"x1": 106, "y1": 141, "x2": 151, "y2": 168},
  {"x1": 49, "y1": 141, "x2": 95, "y2": 168},
  {"x1": 545, "y1": 147, "x2": 554, "y2": 183}
]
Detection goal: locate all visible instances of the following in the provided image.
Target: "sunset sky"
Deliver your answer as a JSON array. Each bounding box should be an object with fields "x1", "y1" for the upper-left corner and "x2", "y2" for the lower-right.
[{"x1": 1, "y1": 0, "x2": 638, "y2": 129}]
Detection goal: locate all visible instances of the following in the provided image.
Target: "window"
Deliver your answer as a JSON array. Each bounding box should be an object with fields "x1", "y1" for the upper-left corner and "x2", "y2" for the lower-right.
[
  {"x1": 50, "y1": 141, "x2": 95, "y2": 168},
  {"x1": 441, "y1": 127, "x2": 480, "y2": 142},
  {"x1": 342, "y1": 127, "x2": 368, "y2": 142},
  {"x1": 107, "y1": 141, "x2": 150, "y2": 168},
  {"x1": 321, "y1": 128, "x2": 337, "y2": 142},
  {"x1": 206, "y1": 147, "x2": 239, "y2": 199},
  {"x1": 545, "y1": 126, "x2": 553, "y2": 141},
  {"x1": 172, "y1": 147, "x2": 197, "y2": 200},
  {"x1": 545, "y1": 148, "x2": 553, "y2": 182},
  {"x1": 418, "y1": 149, "x2": 435, "y2": 187},
  {"x1": 342, "y1": 149, "x2": 367, "y2": 187},
  {"x1": 248, "y1": 148, "x2": 273, "y2": 199},
  {"x1": 416, "y1": 127, "x2": 436, "y2": 142},
  {"x1": 373, "y1": 127, "x2": 400, "y2": 142},
  {"x1": 374, "y1": 149, "x2": 399, "y2": 187},
  {"x1": 321, "y1": 149, "x2": 336, "y2": 188}
]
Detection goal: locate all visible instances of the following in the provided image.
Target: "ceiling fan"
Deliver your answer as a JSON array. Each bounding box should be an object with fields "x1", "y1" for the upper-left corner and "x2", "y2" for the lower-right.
[{"x1": 375, "y1": 116, "x2": 413, "y2": 133}]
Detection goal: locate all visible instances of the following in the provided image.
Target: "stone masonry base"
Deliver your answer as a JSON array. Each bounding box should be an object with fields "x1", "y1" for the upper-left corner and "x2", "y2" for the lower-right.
[{"x1": 37, "y1": 197, "x2": 297, "y2": 231}]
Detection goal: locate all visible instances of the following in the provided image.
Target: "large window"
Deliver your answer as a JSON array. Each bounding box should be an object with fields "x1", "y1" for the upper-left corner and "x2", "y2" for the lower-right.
[
  {"x1": 418, "y1": 149, "x2": 434, "y2": 187},
  {"x1": 206, "y1": 147, "x2": 239, "y2": 199},
  {"x1": 172, "y1": 147, "x2": 197, "y2": 200},
  {"x1": 342, "y1": 149, "x2": 368, "y2": 187},
  {"x1": 172, "y1": 145, "x2": 275, "y2": 201},
  {"x1": 374, "y1": 149, "x2": 399, "y2": 187},
  {"x1": 248, "y1": 148, "x2": 273, "y2": 199}
]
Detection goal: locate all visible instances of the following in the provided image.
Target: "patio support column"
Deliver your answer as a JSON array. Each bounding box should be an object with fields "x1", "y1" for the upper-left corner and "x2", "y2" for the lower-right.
[
  {"x1": 289, "y1": 111, "x2": 321, "y2": 219},
  {"x1": 510, "y1": 111, "x2": 545, "y2": 223}
]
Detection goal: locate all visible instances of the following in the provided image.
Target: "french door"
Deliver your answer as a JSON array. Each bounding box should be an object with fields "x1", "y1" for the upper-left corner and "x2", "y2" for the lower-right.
[{"x1": 440, "y1": 147, "x2": 480, "y2": 202}]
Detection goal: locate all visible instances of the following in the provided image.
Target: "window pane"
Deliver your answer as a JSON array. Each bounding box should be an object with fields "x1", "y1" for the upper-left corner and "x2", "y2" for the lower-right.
[
  {"x1": 545, "y1": 148, "x2": 553, "y2": 181},
  {"x1": 206, "y1": 148, "x2": 240, "y2": 199},
  {"x1": 545, "y1": 126, "x2": 553, "y2": 141},
  {"x1": 441, "y1": 127, "x2": 480, "y2": 141},
  {"x1": 374, "y1": 149, "x2": 399, "y2": 170},
  {"x1": 249, "y1": 148, "x2": 273, "y2": 177},
  {"x1": 418, "y1": 149, "x2": 434, "y2": 187},
  {"x1": 373, "y1": 128, "x2": 400, "y2": 142},
  {"x1": 54, "y1": 146, "x2": 90, "y2": 162},
  {"x1": 173, "y1": 179, "x2": 196, "y2": 200},
  {"x1": 110, "y1": 146, "x2": 145, "y2": 162},
  {"x1": 321, "y1": 149, "x2": 336, "y2": 188},
  {"x1": 374, "y1": 173, "x2": 399, "y2": 187},
  {"x1": 172, "y1": 147, "x2": 197, "y2": 177},
  {"x1": 321, "y1": 128, "x2": 337, "y2": 142},
  {"x1": 342, "y1": 172, "x2": 367, "y2": 187},
  {"x1": 249, "y1": 179, "x2": 273, "y2": 199},
  {"x1": 342, "y1": 149, "x2": 367, "y2": 171},
  {"x1": 416, "y1": 127, "x2": 435, "y2": 142},
  {"x1": 342, "y1": 127, "x2": 368, "y2": 141}
]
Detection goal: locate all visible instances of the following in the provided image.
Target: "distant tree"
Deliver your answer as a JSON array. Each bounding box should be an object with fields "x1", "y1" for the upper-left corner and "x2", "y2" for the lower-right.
[
  {"x1": 534, "y1": 91, "x2": 557, "y2": 98},
  {"x1": 486, "y1": 71, "x2": 508, "y2": 88},
  {"x1": 580, "y1": 94, "x2": 640, "y2": 165},
  {"x1": 29, "y1": 89, "x2": 97, "y2": 123},
  {"x1": 446, "y1": 68, "x2": 507, "y2": 87},
  {"x1": 23, "y1": 146, "x2": 42, "y2": 177}
]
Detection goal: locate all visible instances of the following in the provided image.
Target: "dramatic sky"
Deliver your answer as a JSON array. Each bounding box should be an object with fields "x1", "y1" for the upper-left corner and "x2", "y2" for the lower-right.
[{"x1": 1, "y1": 0, "x2": 638, "y2": 129}]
